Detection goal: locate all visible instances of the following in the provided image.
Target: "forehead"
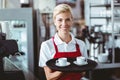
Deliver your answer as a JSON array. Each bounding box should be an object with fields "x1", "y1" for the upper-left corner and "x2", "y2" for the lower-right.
[{"x1": 55, "y1": 12, "x2": 72, "y2": 19}]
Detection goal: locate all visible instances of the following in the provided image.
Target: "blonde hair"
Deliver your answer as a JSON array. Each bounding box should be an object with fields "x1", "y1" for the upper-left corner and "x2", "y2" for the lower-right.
[{"x1": 53, "y1": 4, "x2": 73, "y2": 20}]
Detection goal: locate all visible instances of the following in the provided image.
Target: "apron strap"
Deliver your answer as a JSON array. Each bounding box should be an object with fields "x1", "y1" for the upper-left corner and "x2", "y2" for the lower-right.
[{"x1": 52, "y1": 37, "x2": 58, "y2": 53}]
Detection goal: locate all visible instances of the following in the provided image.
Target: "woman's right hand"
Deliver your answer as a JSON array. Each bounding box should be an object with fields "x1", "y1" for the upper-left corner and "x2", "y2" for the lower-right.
[{"x1": 44, "y1": 66, "x2": 62, "y2": 80}]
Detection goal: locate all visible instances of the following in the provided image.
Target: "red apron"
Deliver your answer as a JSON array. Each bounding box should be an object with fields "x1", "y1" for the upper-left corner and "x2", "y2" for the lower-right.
[{"x1": 52, "y1": 37, "x2": 83, "y2": 80}]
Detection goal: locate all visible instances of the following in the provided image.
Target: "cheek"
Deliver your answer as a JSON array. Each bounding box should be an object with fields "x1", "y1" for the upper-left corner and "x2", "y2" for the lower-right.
[
  {"x1": 56, "y1": 24, "x2": 60, "y2": 30},
  {"x1": 54, "y1": 20, "x2": 58, "y2": 26},
  {"x1": 68, "y1": 23, "x2": 73, "y2": 29}
]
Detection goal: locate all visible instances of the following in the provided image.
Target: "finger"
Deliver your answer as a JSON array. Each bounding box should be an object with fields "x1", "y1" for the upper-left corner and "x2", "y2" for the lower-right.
[
  {"x1": 54, "y1": 71, "x2": 62, "y2": 76},
  {"x1": 51, "y1": 71, "x2": 62, "y2": 79}
]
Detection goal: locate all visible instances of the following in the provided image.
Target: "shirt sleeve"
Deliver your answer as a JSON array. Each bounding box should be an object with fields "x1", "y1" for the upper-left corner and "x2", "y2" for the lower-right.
[
  {"x1": 82, "y1": 42, "x2": 88, "y2": 58},
  {"x1": 77, "y1": 39, "x2": 88, "y2": 58},
  {"x1": 39, "y1": 42, "x2": 52, "y2": 67}
]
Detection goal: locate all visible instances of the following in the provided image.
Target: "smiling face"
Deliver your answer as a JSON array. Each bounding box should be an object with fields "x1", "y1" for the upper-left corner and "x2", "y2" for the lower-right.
[
  {"x1": 54, "y1": 12, "x2": 73, "y2": 34},
  {"x1": 53, "y1": 4, "x2": 73, "y2": 35}
]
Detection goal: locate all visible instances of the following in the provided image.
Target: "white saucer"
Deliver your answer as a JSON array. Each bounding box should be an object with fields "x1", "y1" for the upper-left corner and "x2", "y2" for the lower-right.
[
  {"x1": 55, "y1": 62, "x2": 70, "y2": 67},
  {"x1": 73, "y1": 61, "x2": 88, "y2": 66}
]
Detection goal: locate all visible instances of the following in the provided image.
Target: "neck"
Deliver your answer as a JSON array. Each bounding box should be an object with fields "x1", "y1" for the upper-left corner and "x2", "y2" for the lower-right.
[{"x1": 58, "y1": 32, "x2": 71, "y2": 43}]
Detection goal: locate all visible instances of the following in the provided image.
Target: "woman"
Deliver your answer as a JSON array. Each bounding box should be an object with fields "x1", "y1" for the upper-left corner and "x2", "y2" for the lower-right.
[{"x1": 39, "y1": 4, "x2": 88, "y2": 80}]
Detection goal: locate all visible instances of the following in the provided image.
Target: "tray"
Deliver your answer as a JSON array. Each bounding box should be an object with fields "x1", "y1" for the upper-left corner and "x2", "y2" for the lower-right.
[{"x1": 46, "y1": 58, "x2": 97, "y2": 72}]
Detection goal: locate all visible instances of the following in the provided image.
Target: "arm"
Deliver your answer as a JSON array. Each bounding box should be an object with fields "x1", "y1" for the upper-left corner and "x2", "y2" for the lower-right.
[
  {"x1": 44, "y1": 66, "x2": 62, "y2": 80},
  {"x1": 81, "y1": 72, "x2": 86, "y2": 76}
]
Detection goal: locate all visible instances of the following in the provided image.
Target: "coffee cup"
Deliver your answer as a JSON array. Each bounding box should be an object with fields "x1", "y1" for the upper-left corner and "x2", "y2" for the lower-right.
[
  {"x1": 56, "y1": 57, "x2": 67, "y2": 66},
  {"x1": 98, "y1": 53, "x2": 108, "y2": 63},
  {"x1": 76, "y1": 56, "x2": 87, "y2": 64}
]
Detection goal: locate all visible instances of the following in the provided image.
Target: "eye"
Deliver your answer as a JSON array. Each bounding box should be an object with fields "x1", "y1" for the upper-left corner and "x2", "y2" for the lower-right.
[
  {"x1": 66, "y1": 18, "x2": 71, "y2": 22},
  {"x1": 57, "y1": 19, "x2": 62, "y2": 22}
]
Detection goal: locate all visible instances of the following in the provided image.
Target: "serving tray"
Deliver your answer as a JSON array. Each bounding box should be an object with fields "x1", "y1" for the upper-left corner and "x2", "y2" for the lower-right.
[{"x1": 46, "y1": 58, "x2": 97, "y2": 72}]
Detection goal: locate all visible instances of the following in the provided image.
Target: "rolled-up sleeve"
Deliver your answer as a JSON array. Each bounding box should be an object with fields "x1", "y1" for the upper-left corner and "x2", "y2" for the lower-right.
[
  {"x1": 77, "y1": 40, "x2": 88, "y2": 58},
  {"x1": 39, "y1": 42, "x2": 52, "y2": 67}
]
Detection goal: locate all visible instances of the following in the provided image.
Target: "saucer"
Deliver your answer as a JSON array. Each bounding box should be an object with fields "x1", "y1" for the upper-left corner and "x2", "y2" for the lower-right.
[
  {"x1": 55, "y1": 62, "x2": 70, "y2": 67},
  {"x1": 73, "y1": 61, "x2": 88, "y2": 66}
]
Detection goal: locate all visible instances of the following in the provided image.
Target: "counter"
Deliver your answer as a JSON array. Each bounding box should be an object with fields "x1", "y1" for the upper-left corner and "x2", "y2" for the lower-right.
[
  {"x1": 5, "y1": 57, "x2": 39, "y2": 80},
  {"x1": 88, "y1": 62, "x2": 120, "y2": 80},
  {"x1": 95, "y1": 63, "x2": 120, "y2": 69},
  {"x1": 0, "y1": 57, "x2": 25, "y2": 80}
]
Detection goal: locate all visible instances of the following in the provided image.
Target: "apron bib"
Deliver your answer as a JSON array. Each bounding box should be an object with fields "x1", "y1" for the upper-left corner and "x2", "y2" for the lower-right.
[{"x1": 52, "y1": 37, "x2": 83, "y2": 80}]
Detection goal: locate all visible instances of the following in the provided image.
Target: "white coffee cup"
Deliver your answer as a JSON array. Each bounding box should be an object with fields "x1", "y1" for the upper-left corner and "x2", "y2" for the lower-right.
[
  {"x1": 76, "y1": 56, "x2": 87, "y2": 64},
  {"x1": 98, "y1": 53, "x2": 108, "y2": 63},
  {"x1": 56, "y1": 57, "x2": 67, "y2": 66}
]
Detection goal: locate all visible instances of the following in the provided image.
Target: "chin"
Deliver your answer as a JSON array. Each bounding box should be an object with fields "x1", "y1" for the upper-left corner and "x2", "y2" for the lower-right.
[{"x1": 62, "y1": 31, "x2": 70, "y2": 34}]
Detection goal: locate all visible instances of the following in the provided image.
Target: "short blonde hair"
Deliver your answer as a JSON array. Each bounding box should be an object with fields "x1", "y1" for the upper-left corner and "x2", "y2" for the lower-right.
[{"x1": 53, "y1": 4, "x2": 73, "y2": 20}]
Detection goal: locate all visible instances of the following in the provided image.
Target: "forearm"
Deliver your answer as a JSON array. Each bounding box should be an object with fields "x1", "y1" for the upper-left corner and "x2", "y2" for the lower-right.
[
  {"x1": 81, "y1": 72, "x2": 86, "y2": 76},
  {"x1": 44, "y1": 66, "x2": 62, "y2": 80}
]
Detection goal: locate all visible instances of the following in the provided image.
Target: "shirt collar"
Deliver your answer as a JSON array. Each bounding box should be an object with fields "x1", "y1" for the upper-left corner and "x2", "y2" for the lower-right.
[{"x1": 54, "y1": 32, "x2": 76, "y2": 45}]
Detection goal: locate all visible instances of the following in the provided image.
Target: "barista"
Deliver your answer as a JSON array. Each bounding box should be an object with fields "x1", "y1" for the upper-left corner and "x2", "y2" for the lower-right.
[{"x1": 39, "y1": 4, "x2": 88, "y2": 80}]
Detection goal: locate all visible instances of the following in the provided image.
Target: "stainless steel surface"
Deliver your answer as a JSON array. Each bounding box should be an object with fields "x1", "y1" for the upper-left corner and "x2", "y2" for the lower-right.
[
  {"x1": 3, "y1": 57, "x2": 20, "y2": 71},
  {"x1": 3, "y1": 57, "x2": 38, "y2": 80},
  {"x1": 95, "y1": 63, "x2": 120, "y2": 69}
]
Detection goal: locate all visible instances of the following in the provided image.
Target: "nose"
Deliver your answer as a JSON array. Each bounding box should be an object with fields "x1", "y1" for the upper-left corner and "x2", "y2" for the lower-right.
[{"x1": 62, "y1": 20, "x2": 66, "y2": 25}]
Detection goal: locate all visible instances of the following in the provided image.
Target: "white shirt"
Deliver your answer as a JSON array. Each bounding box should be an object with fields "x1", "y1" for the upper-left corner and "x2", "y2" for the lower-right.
[{"x1": 39, "y1": 33, "x2": 88, "y2": 67}]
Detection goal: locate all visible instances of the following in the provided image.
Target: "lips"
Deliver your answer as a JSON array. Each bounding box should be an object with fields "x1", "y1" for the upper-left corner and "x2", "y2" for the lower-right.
[{"x1": 61, "y1": 26, "x2": 69, "y2": 29}]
